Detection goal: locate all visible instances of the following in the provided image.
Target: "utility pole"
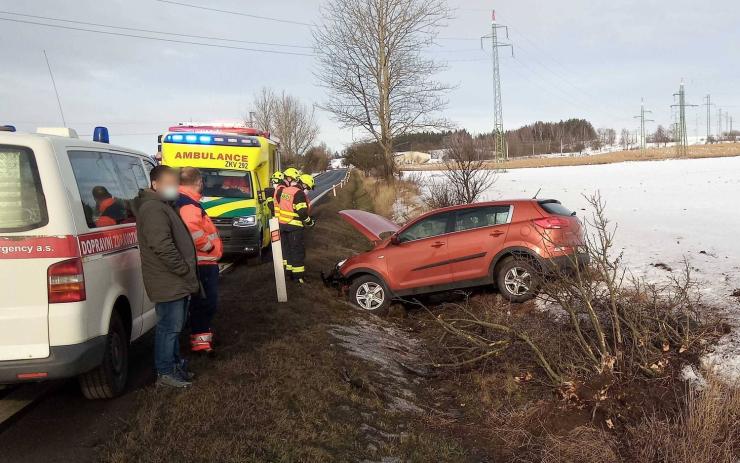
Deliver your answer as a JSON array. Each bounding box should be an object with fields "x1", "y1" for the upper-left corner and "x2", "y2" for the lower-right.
[
  {"x1": 481, "y1": 10, "x2": 513, "y2": 163},
  {"x1": 633, "y1": 98, "x2": 654, "y2": 151},
  {"x1": 671, "y1": 81, "x2": 697, "y2": 156},
  {"x1": 703, "y1": 94, "x2": 713, "y2": 141},
  {"x1": 725, "y1": 112, "x2": 731, "y2": 141},
  {"x1": 731, "y1": 116, "x2": 735, "y2": 142},
  {"x1": 717, "y1": 108, "x2": 723, "y2": 142}
]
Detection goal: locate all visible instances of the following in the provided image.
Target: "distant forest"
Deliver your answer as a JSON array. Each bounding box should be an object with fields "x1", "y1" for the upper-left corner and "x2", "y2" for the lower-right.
[
  {"x1": 503, "y1": 119, "x2": 598, "y2": 157},
  {"x1": 369, "y1": 119, "x2": 599, "y2": 159}
]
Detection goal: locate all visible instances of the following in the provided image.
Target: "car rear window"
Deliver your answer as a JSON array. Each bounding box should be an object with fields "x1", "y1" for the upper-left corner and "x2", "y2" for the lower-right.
[
  {"x1": 0, "y1": 145, "x2": 48, "y2": 232},
  {"x1": 539, "y1": 200, "x2": 573, "y2": 217}
]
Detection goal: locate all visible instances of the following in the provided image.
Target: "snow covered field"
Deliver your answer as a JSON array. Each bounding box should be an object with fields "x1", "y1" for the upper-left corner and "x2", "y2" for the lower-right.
[{"x1": 407, "y1": 156, "x2": 740, "y2": 378}]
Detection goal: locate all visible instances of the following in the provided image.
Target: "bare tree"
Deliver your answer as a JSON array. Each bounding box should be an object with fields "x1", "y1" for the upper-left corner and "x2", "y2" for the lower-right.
[
  {"x1": 619, "y1": 128, "x2": 631, "y2": 150},
  {"x1": 422, "y1": 133, "x2": 497, "y2": 207},
  {"x1": 249, "y1": 87, "x2": 319, "y2": 163},
  {"x1": 313, "y1": 0, "x2": 452, "y2": 179},
  {"x1": 653, "y1": 125, "x2": 670, "y2": 147},
  {"x1": 302, "y1": 142, "x2": 332, "y2": 173}
]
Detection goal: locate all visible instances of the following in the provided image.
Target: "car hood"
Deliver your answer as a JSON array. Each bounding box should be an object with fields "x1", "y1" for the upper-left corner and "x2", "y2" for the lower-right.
[{"x1": 338, "y1": 209, "x2": 400, "y2": 242}]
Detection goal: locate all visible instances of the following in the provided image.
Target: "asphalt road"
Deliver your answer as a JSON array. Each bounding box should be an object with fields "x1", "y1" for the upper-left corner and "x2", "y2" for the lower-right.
[{"x1": 309, "y1": 168, "x2": 348, "y2": 202}]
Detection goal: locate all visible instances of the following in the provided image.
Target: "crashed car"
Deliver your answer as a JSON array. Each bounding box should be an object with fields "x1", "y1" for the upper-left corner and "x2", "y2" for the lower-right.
[{"x1": 325, "y1": 199, "x2": 588, "y2": 313}]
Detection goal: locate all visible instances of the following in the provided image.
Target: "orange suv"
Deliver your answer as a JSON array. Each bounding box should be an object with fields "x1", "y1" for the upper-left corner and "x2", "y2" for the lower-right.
[{"x1": 326, "y1": 199, "x2": 588, "y2": 313}]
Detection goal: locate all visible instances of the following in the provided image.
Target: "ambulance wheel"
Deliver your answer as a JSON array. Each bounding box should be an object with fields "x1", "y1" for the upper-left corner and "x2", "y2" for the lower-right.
[{"x1": 79, "y1": 311, "x2": 129, "y2": 400}]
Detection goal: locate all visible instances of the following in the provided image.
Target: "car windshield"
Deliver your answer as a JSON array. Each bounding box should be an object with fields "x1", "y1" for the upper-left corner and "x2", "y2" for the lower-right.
[
  {"x1": 0, "y1": 145, "x2": 48, "y2": 232},
  {"x1": 200, "y1": 169, "x2": 253, "y2": 199}
]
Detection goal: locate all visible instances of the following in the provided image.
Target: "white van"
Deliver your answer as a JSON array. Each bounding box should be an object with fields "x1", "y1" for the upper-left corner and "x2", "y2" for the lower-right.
[{"x1": 0, "y1": 126, "x2": 156, "y2": 399}]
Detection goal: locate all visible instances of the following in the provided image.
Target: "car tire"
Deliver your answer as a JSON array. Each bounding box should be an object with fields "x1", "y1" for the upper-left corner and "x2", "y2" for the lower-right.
[
  {"x1": 496, "y1": 256, "x2": 539, "y2": 303},
  {"x1": 79, "y1": 311, "x2": 129, "y2": 400},
  {"x1": 349, "y1": 275, "x2": 391, "y2": 315}
]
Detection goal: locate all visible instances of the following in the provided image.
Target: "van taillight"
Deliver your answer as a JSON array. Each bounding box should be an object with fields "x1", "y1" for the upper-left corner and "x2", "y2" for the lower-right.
[
  {"x1": 534, "y1": 217, "x2": 571, "y2": 229},
  {"x1": 48, "y1": 258, "x2": 86, "y2": 303}
]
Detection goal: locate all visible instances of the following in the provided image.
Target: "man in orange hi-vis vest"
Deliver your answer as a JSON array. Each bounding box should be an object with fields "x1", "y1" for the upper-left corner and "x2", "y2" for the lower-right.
[
  {"x1": 277, "y1": 173, "x2": 315, "y2": 284},
  {"x1": 177, "y1": 167, "x2": 223, "y2": 355}
]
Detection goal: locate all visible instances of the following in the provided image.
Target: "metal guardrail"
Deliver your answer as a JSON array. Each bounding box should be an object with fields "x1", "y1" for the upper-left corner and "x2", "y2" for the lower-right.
[{"x1": 310, "y1": 168, "x2": 351, "y2": 204}]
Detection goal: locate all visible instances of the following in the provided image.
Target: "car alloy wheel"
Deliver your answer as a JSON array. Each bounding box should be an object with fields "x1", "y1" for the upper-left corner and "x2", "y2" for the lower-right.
[
  {"x1": 504, "y1": 266, "x2": 531, "y2": 296},
  {"x1": 355, "y1": 281, "x2": 385, "y2": 311}
]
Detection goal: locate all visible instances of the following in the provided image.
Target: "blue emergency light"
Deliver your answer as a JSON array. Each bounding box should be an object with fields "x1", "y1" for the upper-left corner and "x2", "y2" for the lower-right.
[
  {"x1": 93, "y1": 126, "x2": 110, "y2": 143},
  {"x1": 163, "y1": 132, "x2": 261, "y2": 147},
  {"x1": 0, "y1": 125, "x2": 16, "y2": 132}
]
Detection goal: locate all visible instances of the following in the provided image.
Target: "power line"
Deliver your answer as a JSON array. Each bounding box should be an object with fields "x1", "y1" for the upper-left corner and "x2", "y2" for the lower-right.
[
  {"x1": 0, "y1": 16, "x2": 315, "y2": 57},
  {"x1": 0, "y1": 10, "x2": 313, "y2": 49},
  {"x1": 507, "y1": 26, "x2": 601, "y2": 103},
  {"x1": 155, "y1": 0, "x2": 313, "y2": 27}
]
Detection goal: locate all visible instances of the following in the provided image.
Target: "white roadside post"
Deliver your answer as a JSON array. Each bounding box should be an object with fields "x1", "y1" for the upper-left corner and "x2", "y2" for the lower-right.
[{"x1": 269, "y1": 217, "x2": 288, "y2": 302}]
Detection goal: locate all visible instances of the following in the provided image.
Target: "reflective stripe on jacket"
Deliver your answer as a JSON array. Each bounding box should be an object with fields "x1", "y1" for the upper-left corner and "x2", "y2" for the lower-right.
[
  {"x1": 272, "y1": 184, "x2": 286, "y2": 218},
  {"x1": 176, "y1": 187, "x2": 223, "y2": 265}
]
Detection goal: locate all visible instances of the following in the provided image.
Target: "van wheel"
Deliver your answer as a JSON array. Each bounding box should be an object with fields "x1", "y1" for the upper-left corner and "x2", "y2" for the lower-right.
[
  {"x1": 496, "y1": 256, "x2": 539, "y2": 303},
  {"x1": 79, "y1": 312, "x2": 129, "y2": 400},
  {"x1": 349, "y1": 275, "x2": 391, "y2": 315}
]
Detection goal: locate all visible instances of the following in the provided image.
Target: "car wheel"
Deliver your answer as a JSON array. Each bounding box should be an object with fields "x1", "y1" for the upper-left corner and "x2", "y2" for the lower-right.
[
  {"x1": 349, "y1": 275, "x2": 391, "y2": 315},
  {"x1": 79, "y1": 311, "x2": 129, "y2": 400},
  {"x1": 496, "y1": 256, "x2": 539, "y2": 303}
]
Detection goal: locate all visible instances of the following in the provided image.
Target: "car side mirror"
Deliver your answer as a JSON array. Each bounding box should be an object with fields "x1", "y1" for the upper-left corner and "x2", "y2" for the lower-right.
[{"x1": 390, "y1": 234, "x2": 400, "y2": 245}]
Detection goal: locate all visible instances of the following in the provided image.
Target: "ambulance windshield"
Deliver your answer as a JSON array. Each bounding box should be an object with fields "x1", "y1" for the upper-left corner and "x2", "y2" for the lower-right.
[{"x1": 200, "y1": 169, "x2": 253, "y2": 199}]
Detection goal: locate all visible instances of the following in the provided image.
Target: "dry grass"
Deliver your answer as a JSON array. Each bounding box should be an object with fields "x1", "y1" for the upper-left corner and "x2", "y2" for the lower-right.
[
  {"x1": 359, "y1": 172, "x2": 422, "y2": 221},
  {"x1": 627, "y1": 377, "x2": 740, "y2": 463},
  {"x1": 402, "y1": 143, "x2": 740, "y2": 171},
  {"x1": 541, "y1": 426, "x2": 621, "y2": 463}
]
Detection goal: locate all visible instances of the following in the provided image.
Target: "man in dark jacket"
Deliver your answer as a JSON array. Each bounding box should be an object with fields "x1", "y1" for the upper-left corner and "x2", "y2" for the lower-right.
[{"x1": 132, "y1": 165, "x2": 199, "y2": 388}]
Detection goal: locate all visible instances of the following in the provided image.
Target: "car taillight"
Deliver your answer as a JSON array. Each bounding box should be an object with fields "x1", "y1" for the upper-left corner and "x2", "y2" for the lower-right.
[
  {"x1": 533, "y1": 217, "x2": 571, "y2": 229},
  {"x1": 48, "y1": 258, "x2": 86, "y2": 303}
]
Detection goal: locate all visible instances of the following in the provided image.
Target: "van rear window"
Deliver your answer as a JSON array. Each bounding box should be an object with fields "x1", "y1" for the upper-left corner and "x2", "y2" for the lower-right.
[
  {"x1": 539, "y1": 200, "x2": 573, "y2": 217},
  {"x1": 0, "y1": 146, "x2": 48, "y2": 232}
]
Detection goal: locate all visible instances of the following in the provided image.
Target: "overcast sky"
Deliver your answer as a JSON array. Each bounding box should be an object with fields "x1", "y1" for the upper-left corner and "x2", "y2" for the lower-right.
[{"x1": 1, "y1": 0, "x2": 738, "y2": 154}]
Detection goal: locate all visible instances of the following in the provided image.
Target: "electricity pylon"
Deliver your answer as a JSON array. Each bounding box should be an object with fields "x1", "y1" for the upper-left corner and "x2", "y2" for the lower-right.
[
  {"x1": 633, "y1": 98, "x2": 654, "y2": 151},
  {"x1": 703, "y1": 94, "x2": 713, "y2": 141},
  {"x1": 481, "y1": 10, "x2": 513, "y2": 162},
  {"x1": 671, "y1": 81, "x2": 697, "y2": 156}
]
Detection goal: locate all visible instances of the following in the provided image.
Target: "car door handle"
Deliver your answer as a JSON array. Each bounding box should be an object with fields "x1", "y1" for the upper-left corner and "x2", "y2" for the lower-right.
[
  {"x1": 431, "y1": 241, "x2": 445, "y2": 248},
  {"x1": 490, "y1": 230, "x2": 505, "y2": 237}
]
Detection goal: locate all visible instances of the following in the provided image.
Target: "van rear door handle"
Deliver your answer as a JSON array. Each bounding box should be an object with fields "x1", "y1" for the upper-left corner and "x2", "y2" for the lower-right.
[
  {"x1": 490, "y1": 230, "x2": 505, "y2": 237},
  {"x1": 431, "y1": 241, "x2": 445, "y2": 248}
]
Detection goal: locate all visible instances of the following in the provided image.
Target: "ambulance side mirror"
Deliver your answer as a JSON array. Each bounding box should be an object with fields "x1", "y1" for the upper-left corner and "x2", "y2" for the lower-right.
[{"x1": 257, "y1": 190, "x2": 264, "y2": 203}]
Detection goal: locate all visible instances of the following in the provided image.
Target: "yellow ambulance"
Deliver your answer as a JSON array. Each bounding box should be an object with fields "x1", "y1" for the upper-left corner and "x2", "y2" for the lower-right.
[{"x1": 159, "y1": 123, "x2": 280, "y2": 257}]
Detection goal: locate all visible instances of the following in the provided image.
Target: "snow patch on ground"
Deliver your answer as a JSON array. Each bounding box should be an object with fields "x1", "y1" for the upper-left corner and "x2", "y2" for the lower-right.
[
  {"x1": 329, "y1": 318, "x2": 427, "y2": 413},
  {"x1": 406, "y1": 156, "x2": 740, "y2": 379}
]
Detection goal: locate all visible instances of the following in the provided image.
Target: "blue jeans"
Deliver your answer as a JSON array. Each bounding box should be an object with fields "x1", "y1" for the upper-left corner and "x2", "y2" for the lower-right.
[
  {"x1": 154, "y1": 297, "x2": 188, "y2": 375},
  {"x1": 189, "y1": 264, "x2": 219, "y2": 335}
]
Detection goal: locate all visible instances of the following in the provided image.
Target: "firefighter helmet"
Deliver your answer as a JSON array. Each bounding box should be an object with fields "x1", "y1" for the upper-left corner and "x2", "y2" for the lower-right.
[
  {"x1": 299, "y1": 174, "x2": 315, "y2": 190},
  {"x1": 271, "y1": 171, "x2": 285, "y2": 184},
  {"x1": 283, "y1": 167, "x2": 300, "y2": 180}
]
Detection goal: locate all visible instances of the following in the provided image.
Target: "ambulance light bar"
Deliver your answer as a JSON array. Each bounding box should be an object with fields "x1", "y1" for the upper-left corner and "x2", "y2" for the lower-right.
[{"x1": 164, "y1": 133, "x2": 260, "y2": 147}]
